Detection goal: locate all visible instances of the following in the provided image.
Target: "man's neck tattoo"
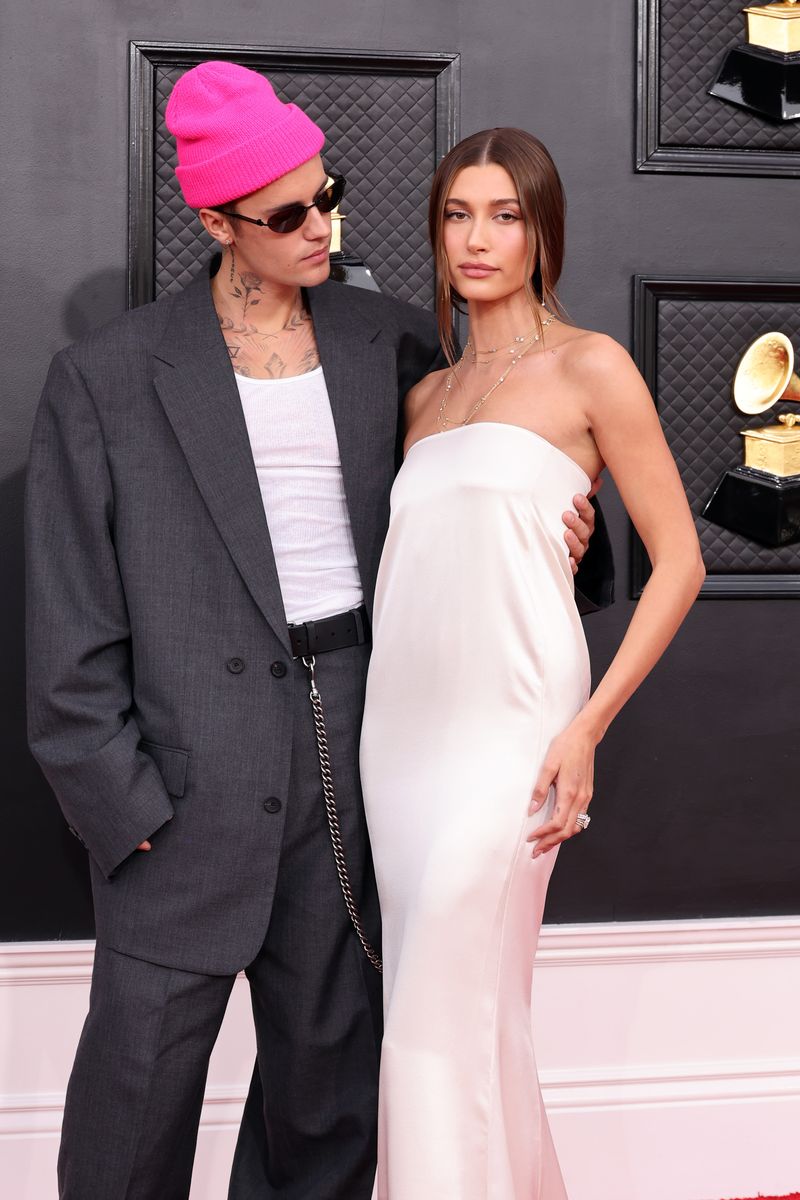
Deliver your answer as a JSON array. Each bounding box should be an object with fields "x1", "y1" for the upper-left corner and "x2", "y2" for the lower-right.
[{"x1": 216, "y1": 267, "x2": 320, "y2": 379}]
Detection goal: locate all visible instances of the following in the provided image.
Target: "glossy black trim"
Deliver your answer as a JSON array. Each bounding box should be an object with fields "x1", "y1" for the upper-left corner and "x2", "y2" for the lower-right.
[
  {"x1": 636, "y1": 0, "x2": 800, "y2": 177},
  {"x1": 708, "y1": 43, "x2": 800, "y2": 123}
]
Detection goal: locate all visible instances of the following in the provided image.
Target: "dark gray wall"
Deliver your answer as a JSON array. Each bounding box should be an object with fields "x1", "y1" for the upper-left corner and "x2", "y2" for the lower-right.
[{"x1": 2, "y1": 0, "x2": 797, "y2": 940}]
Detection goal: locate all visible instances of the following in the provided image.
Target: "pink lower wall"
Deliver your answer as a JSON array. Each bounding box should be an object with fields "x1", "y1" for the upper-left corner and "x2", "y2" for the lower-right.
[{"x1": 2, "y1": 918, "x2": 799, "y2": 1200}]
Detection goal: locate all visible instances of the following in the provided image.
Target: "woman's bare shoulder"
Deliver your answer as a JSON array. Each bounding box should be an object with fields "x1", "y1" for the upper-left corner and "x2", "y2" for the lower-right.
[
  {"x1": 554, "y1": 326, "x2": 652, "y2": 427},
  {"x1": 555, "y1": 326, "x2": 633, "y2": 374},
  {"x1": 406, "y1": 363, "x2": 450, "y2": 420}
]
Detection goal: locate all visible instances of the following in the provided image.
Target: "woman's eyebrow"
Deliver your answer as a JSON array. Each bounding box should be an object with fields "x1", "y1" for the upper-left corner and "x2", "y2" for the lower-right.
[{"x1": 444, "y1": 197, "x2": 521, "y2": 206}]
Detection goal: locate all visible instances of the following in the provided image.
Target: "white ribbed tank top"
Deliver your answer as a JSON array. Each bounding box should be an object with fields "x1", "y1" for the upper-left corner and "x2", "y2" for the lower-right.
[{"x1": 235, "y1": 366, "x2": 363, "y2": 624}]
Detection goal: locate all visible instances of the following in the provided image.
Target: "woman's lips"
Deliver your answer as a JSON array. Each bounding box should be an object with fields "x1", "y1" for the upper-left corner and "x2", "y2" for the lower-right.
[
  {"x1": 458, "y1": 263, "x2": 499, "y2": 278},
  {"x1": 303, "y1": 247, "x2": 329, "y2": 263}
]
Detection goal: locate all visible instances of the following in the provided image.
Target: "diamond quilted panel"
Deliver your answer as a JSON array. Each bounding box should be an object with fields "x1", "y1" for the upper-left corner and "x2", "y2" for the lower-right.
[
  {"x1": 659, "y1": 0, "x2": 799, "y2": 150},
  {"x1": 654, "y1": 296, "x2": 800, "y2": 573},
  {"x1": 152, "y1": 62, "x2": 440, "y2": 307}
]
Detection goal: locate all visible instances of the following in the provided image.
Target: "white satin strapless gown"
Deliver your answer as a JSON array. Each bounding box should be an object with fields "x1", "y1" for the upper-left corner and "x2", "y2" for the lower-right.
[{"x1": 360, "y1": 422, "x2": 592, "y2": 1200}]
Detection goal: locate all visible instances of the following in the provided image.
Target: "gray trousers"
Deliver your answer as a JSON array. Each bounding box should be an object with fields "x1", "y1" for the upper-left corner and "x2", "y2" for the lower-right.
[{"x1": 58, "y1": 646, "x2": 383, "y2": 1200}]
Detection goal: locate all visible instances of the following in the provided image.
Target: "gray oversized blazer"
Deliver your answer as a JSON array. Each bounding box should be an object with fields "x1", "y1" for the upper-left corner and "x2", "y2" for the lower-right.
[{"x1": 25, "y1": 274, "x2": 613, "y2": 975}]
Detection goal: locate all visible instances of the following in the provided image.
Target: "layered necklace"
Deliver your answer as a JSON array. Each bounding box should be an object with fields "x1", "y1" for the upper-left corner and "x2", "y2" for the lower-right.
[{"x1": 437, "y1": 314, "x2": 555, "y2": 431}]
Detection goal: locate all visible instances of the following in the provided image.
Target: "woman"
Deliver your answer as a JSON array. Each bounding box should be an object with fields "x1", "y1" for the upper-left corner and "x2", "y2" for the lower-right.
[{"x1": 359, "y1": 128, "x2": 705, "y2": 1199}]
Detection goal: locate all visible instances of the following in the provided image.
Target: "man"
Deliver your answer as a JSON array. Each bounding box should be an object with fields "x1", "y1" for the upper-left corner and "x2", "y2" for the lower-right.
[{"x1": 25, "y1": 62, "x2": 611, "y2": 1200}]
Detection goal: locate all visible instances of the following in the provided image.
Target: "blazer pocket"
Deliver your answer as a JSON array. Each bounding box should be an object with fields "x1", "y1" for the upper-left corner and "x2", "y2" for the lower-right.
[{"x1": 139, "y1": 740, "x2": 189, "y2": 799}]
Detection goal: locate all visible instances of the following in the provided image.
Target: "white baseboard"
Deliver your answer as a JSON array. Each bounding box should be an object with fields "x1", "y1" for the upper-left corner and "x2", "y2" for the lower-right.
[
  {"x1": 2, "y1": 917, "x2": 799, "y2": 1200},
  {"x1": 535, "y1": 913, "x2": 800, "y2": 965},
  {"x1": 6, "y1": 1053, "x2": 798, "y2": 1131},
  {"x1": 542, "y1": 1055, "x2": 800, "y2": 1110},
  {"x1": 5, "y1": 913, "x2": 798, "y2": 979}
]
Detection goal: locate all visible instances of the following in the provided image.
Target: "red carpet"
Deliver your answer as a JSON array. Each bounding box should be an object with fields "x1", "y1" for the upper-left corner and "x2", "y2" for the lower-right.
[{"x1": 724, "y1": 1194, "x2": 800, "y2": 1199}]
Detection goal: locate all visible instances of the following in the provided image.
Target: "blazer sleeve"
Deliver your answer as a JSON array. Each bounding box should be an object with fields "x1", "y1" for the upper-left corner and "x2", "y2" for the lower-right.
[
  {"x1": 573, "y1": 496, "x2": 615, "y2": 615},
  {"x1": 25, "y1": 348, "x2": 175, "y2": 878}
]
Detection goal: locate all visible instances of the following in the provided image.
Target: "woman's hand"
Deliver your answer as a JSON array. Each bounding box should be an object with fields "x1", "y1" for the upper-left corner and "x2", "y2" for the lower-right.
[{"x1": 527, "y1": 717, "x2": 600, "y2": 857}]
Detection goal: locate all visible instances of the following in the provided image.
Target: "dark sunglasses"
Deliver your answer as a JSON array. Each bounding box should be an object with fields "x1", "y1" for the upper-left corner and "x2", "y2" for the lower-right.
[{"x1": 215, "y1": 175, "x2": 346, "y2": 235}]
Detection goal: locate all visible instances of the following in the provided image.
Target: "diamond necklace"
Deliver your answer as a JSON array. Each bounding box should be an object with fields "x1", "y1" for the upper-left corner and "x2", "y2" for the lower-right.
[
  {"x1": 466, "y1": 328, "x2": 539, "y2": 364},
  {"x1": 437, "y1": 314, "x2": 555, "y2": 431}
]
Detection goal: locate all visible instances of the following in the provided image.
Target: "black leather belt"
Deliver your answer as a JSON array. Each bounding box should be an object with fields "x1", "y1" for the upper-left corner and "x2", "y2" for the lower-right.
[{"x1": 288, "y1": 604, "x2": 370, "y2": 659}]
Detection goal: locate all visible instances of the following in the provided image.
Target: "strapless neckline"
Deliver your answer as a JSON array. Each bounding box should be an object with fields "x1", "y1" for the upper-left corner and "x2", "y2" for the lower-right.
[{"x1": 404, "y1": 421, "x2": 593, "y2": 492}]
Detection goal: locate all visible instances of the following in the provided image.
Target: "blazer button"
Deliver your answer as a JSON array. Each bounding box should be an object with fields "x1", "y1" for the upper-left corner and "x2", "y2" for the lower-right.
[
  {"x1": 270, "y1": 661, "x2": 287, "y2": 678},
  {"x1": 263, "y1": 797, "x2": 282, "y2": 814},
  {"x1": 226, "y1": 657, "x2": 245, "y2": 674}
]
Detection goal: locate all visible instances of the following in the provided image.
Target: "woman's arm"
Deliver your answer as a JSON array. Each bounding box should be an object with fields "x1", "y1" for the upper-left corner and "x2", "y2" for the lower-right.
[{"x1": 529, "y1": 335, "x2": 705, "y2": 856}]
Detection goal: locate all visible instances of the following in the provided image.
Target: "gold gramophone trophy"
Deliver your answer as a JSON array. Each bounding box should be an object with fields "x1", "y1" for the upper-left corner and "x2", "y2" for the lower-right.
[
  {"x1": 703, "y1": 332, "x2": 800, "y2": 545},
  {"x1": 328, "y1": 194, "x2": 380, "y2": 293},
  {"x1": 709, "y1": 1, "x2": 800, "y2": 121}
]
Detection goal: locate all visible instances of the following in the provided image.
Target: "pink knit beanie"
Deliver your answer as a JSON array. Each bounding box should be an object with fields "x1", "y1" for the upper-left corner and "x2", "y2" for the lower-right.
[{"x1": 165, "y1": 61, "x2": 326, "y2": 208}]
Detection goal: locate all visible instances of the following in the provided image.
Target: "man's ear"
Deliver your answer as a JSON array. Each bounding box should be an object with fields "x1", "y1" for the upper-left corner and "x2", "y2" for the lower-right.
[{"x1": 198, "y1": 207, "x2": 235, "y2": 249}]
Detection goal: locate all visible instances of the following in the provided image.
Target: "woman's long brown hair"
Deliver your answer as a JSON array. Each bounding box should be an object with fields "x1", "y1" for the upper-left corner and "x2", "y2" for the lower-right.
[{"x1": 428, "y1": 128, "x2": 568, "y2": 364}]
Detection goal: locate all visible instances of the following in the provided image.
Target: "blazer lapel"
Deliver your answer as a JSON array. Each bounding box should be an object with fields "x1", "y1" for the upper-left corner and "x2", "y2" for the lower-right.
[
  {"x1": 152, "y1": 277, "x2": 291, "y2": 653},
  {"x1": 307, "y1": 283, "x2": 399, "y2": 612}
]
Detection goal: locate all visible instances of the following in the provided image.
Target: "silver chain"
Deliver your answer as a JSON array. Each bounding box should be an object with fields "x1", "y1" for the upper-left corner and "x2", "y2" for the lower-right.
[{"x1": 302, "y1": 656, "x2": 383, "y2": 973}]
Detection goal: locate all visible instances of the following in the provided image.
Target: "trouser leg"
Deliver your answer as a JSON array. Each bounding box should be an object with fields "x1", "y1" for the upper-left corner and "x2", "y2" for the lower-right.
[
  {"x1": 228, "y1": 644, "x2": 383, "y2": 1200},
  {"x1": 58, "y1": 943, "x2": 235, "y2": 1200}
]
